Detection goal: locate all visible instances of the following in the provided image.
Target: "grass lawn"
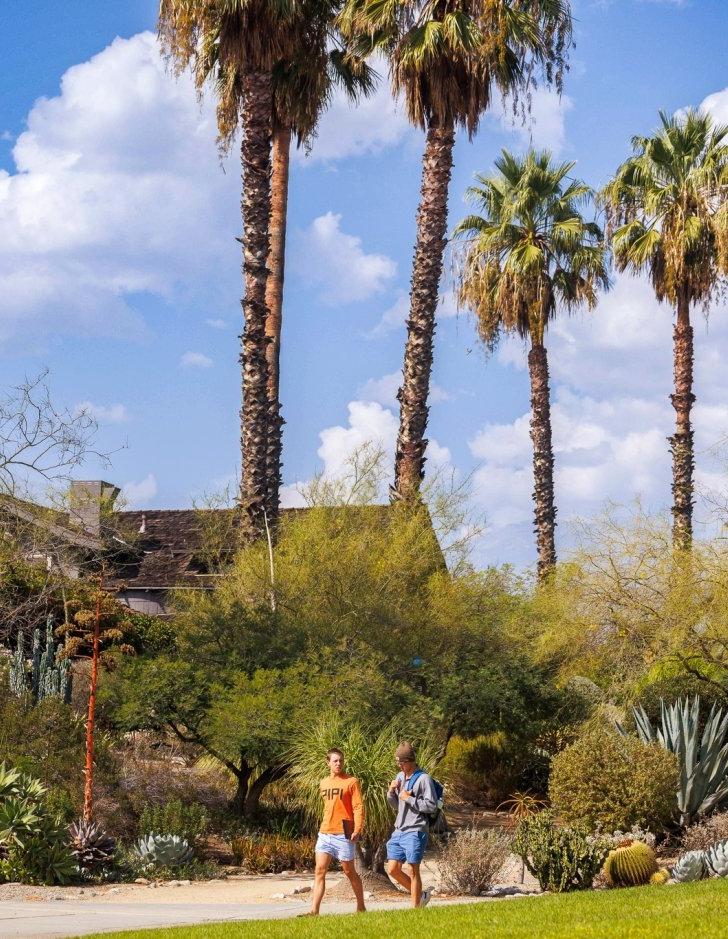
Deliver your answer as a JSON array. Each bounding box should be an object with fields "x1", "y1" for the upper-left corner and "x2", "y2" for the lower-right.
[{"x1": 83, "y1": 879, "x2": 728, "y2": 939}]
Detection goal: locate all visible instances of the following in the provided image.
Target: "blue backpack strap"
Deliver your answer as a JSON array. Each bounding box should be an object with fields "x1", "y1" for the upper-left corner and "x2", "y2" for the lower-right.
[{"x1": 406, "y1": 769, "x2": 424, "y2": 790}]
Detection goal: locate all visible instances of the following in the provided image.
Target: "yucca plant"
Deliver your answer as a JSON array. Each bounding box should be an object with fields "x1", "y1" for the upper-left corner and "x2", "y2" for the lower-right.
[
  {"x1": 288, "y1": 715, "x2": 440, "y2": 872},
  {"x1": 623, "y1": 696, "x2": 728, "y2": 827}
]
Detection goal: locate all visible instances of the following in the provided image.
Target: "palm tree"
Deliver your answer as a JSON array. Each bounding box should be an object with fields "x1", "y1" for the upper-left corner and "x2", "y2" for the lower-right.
[
  {"x1": 340, "y1": 0, "x2": 573, "y2": 502},
  {"x1": 454, "y1": 149, "x2": 609, "y2": 579},
  {"x1": 159, "y1": 0, "x2": 299, "y2": 541},
  {"x1": 602, "y1": 110, "x2": 728, "y2": 551}
]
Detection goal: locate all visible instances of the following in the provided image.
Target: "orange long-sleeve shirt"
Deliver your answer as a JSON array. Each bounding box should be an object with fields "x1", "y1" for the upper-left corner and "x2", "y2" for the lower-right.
[{"x1": 318, "y1": 774, "x2": 364, "y2": 837}]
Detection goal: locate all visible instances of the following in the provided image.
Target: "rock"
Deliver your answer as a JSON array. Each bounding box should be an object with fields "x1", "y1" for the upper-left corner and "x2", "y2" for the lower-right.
[
  {"x1": 178, "y1": 880, "x2": 191, "y2": 886},
  {"x1": 168, "y1": 881, "x2": 181, "y2": 887},
  {"x1": 269, "y1": 892, "x2": 287, "y2": 899},
  {"x1": 292, "y1": 885, "x2": 311, "y2": 894},
  {"x1": 134, "y1": 878, "x2": 150, "y2": 885},
  {"x1": 364, "y1": 891, "x2": 374, "y2": 899},
  {"x1": 50, "y1": 895, "x2": 65, "y2": 901},
  {"x1": 106, "y1": 888, "x2": 122, "y2": 895}
]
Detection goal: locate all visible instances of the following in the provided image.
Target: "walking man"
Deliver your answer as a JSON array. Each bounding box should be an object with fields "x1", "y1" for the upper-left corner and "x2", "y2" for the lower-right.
[
  {"x1": 386, "y1": 741, "x2": 436, "y2": 908},
  {"x1": 309, "y1": 747, "x2": 366, "y2": 915}
]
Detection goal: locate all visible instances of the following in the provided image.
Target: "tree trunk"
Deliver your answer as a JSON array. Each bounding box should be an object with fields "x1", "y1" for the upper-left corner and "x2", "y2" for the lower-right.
[
  {"x1": 263, "y1": 125, "x2": 290, "y2": 530},
  {"x1": 670, "y1": 290, "x2": 695, "y2": 551},
  {"x1": 393, "y1": 119, "x2": 455, "y2": 501},
  {"x1": 239, "y1": 70, "x2": 274, "y2": 542},
  {"x1": 243, "y1": 764, "x2": 288, "y2": 819},
  {"x1": 230, "y1": 760, "x2": 252, "y2": 817},
  {"x1": 528, "y1": 342, "x2": 557, "y2": 580},
  {"x1": 83, "y1": 583, "x2": 102, "y2": 822}
]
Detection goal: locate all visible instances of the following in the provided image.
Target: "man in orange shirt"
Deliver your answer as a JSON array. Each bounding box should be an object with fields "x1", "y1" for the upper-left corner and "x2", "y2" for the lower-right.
[{"x1": 309, "y1": 747, "x2": 366, "y2": 915}]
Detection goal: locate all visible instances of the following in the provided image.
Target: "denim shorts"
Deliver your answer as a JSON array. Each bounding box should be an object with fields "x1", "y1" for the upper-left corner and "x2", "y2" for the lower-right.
[
  {"x1": 315, "y1": 832, "x2": 356, "y2": 862},
  {"x1": 386, "y1": 829, "x2": 428, "y2": 864}
]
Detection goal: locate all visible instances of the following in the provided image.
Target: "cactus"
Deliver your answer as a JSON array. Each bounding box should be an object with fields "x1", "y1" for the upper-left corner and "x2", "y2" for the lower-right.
[
  {"x1": 672, "y1": 849, "x2": 707, "y2": 883},
  {"x1": 649, "y1": 868, "x2": 670, "y2": 885},
  {"x1": 603, "y1": 839, "x2": 658, "y2": 887},
  {"x1": 134, "y1": 833, "x2": 193, "y2": 869},
  {"x1": 68, "y1": 819, "x2": 116, "y2": 872},
  {"x1": 705, "y1": 839, "x2": 728, "y2": 878},
  {"x1": 8, "y1": 617, "x2": 72, "y2": 704}
]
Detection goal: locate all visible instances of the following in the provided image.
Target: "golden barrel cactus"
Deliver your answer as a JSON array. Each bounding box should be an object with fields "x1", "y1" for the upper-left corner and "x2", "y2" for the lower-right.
[{"x1": 603, "y1": 839, "x2": 658, "y2": 887}]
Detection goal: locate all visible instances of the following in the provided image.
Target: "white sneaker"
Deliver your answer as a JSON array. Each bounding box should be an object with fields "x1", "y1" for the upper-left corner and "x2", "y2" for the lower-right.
[{"x1": 420, "y1": 888, "x2": 432, "y2": 908}]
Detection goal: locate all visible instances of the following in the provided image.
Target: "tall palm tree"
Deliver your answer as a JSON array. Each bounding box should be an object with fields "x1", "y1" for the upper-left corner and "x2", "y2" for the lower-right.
[
  {"x1": 159, "y1": 0, "x2": 298, "y2": 541},
  {"x1": 454, "y1": 149, "x2": 608, "y2": 579},
  {"x1": 340, "y1": 0, "x2": 573, "y2": 502},
  {"x1": 602, "y1": 110, "x2": 728, "y2": 551}
]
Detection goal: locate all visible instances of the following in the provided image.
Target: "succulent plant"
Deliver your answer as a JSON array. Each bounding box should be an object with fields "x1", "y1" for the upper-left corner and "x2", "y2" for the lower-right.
[
  {"x1": 672, "y1": 849, "x2": 708, "y2": 883},
  {"x1": 603, "y1": 839, "x2": 658, "y2": 887},
  {"x1": 68, "y1": 819, "x2": 116, "y2": 872},
  {"x1": 649, "y1": 868, "x2": 670, "y2": 885},
  {"x1": 705, "y1": 839, "x2": 728, "y2": 878},
  {"x1": 134, "y1": 833, "x2": 193, "y2": 869}
]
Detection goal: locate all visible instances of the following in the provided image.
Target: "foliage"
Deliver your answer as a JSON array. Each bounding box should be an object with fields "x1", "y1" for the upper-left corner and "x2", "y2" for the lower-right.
[
  {"x1": 549, "y1": 722, "x2": 678, "y2": 832},
  {"x1": 134, "y1": 833, "x2": 193, "y2": 870},
  {"x1": 650, "y1": 869, "x2": 670, "y2": 885},
  {"x1": 706, "y1": 840, "x2": 728, "y2": 877},
  {"x1": 625, "y1": 697, "x2": 728, "y2": 826},
  {"x1": 0, "y1": 762, "x2": 77, "y2": 885},
  {"x1": 682, "y1": 811, "x2": 728, "y2": 852},
  {"x1": 513, "y1": 811, "x2": 611, "y2": 893},
  {"x1": 288, "y1": 714, "x2": 440, "y2": 870},
  {"x1": 672, "y1": 850, "x2": 707, "y2": 883},
  {"x1": 437, "y1": 827, "x2": 511, "y2": 895},
  {"x1": 138, "y1": 799, "x2": 208, "y2": 847},
  {"x1": 603, "y1": 840, "x2": 658, "y2": 887},
  {"x1": 231, "y1": 833, "x2": 315, "y2": 873},
  {"x1": 10, "y1": 616, "x2": 72, "y2": 703},
  {"x1": 68, "y1": 819, "x2": 116, "y2": 873}
]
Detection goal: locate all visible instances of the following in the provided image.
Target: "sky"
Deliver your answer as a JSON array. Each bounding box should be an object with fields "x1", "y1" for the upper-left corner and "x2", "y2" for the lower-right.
[{"x1": 1, "y1": 0, "x2": 728, "y2": 570}]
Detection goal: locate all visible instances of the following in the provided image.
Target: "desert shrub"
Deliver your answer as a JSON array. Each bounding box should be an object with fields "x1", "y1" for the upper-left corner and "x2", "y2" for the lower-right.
[
  {"x1": 438, "y1": 828, "x2": 511, "y2": 895},
  {"x1": 138, "y1": 799, "x2": 208, "y2": 846},
  {"x1": 439, "y1": 734, "x2": 551, "y2": 806},
  {"x1": 549, "y1": 723, "x2": 678, "y2": 832},
  {"x1": 682, "y1": 811, "x2": 728, "y2": 852},
  {"x1": 231, "y1": 834, "x2": 315, "y2": 873},
  {"x1": 513, "y1": 811, "x2": 610, "y2": 893}
]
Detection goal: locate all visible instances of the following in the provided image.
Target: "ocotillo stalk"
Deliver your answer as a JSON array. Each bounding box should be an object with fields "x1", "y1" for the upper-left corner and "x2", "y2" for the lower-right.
[{"x1": 83, "y1": 575, "x2": 103, "y2": 823}]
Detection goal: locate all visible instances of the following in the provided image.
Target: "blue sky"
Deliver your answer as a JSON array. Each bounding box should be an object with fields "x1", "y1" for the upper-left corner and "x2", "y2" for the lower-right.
[{"x1": 1, "y1": 0, "x2": 728, "y2": 568}]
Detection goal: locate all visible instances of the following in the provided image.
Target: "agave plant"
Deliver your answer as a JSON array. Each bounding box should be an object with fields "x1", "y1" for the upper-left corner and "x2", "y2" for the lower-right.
[
  {"x1": 134, "y1": 833, "x2": 193, "y2": 869},
  {"x1": 68, "y1": 819, "x2": 116, "y2": 872},
  {"x1": 623, "y1": 697, "x2": 728, "y2": 827},
  {"x1": 671, "y1": 849, "x2": 707, "y2": 883},
  {"x1": 706, "y1": 840, "x2": 728, "y2": 878}
]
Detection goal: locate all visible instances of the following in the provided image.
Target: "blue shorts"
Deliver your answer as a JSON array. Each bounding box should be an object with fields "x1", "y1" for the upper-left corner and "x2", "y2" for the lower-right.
[
  {"x1": 386, "y1": 829, "x2": 428, "y2": 864},
  {"x1": 315, "y1": 833, "x2": 356, "y2": 862}
]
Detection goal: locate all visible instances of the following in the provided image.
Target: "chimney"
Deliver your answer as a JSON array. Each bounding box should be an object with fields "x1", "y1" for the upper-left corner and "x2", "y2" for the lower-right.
[{"x1": 68, "y1": 480, "x2": 120, "y2": 537}]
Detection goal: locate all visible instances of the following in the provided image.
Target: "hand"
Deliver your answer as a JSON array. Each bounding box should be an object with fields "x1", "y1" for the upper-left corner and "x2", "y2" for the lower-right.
[
  {"x1": 389, "y1": 779, "x2": 400, "y2": 793},
  {"x1": 399, "y1": 788, "x2": 412, "y2": 801},
  {"x1": 351, "y1": 831, "x2": 361, "y2": 843}
]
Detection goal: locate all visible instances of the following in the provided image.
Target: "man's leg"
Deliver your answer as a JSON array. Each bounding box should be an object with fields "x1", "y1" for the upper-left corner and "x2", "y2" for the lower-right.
[
  {"x1": 387, "y1": 859, "x2": 412, "y2": 894},
  {"x1": 310, "y1": 852, "x2": 332, "y2": 914},
  {"x1": 341, "y1": 859, "x2": 366, "y2": 912},
  {"x1": 409, "y1": 862, "x2": 423, "y2": 907}
]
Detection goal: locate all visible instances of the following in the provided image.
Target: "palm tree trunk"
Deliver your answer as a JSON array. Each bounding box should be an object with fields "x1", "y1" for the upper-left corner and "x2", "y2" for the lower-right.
[
  {"x1": 393, "y1": 119, "x2": 455, "y2": 501},
  {"x1": 670, "y1": 289, "x2": 695, "y2": 550},
  {"x1": 528, "y1": 341, "x2": 557, "y2": 579},
  {"x1": 263, "y1": 124, "x2": 291, "y2": 529},
  {"x1": 239, "y1": 70, "x2": 273, "y2": 542}
]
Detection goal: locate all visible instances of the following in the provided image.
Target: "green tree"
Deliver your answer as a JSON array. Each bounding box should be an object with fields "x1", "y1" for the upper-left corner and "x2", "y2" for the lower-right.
[
  {"x1": 454, "y1": 149, "x2": 608, "y2": 578},
  {"x1": 602, "y1": 110, "x2": 728, "y2": 550},
  {"x1": 340, "y1": 0, "x2": 572, "y2": 501}
]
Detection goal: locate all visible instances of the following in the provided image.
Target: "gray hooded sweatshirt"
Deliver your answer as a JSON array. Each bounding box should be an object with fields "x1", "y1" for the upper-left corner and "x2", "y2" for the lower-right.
[{"x1": 386, "y1": 769, "x2": 438, "y2": 833}]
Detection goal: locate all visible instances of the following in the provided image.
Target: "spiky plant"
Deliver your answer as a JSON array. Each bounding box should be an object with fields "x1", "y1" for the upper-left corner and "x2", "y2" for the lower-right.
[
  {"x1": 134, "y1": 833, "x2": 193, "y2": 869},
  {"x1": 602, "y1": 110, "x2": 728, "y2": 549},
  {"x1": 68, "y1": 819, "x2": 116, "y2": 873},
  {"x1": 672, "y1": 849, "x2": 707, "y2": 883},
  {"x1": 706, "y1": 839, "x2": 728, "y2": 878},
  {"x1": 603, "y1": 839, "x2": 658, "y2": 887}
]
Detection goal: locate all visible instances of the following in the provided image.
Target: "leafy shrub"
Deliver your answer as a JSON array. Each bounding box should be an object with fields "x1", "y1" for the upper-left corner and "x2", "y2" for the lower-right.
[
  {"x1": 549, "y1": 723, "x2": 678, "y2": 832},
  {"x1": 682, "y1": 812, "x2": 728, "y2": 852},
  {"x1": 231, "y1": 834, "x2": 315, "y2": 873},
  {"x1": 0, "y1": 762, "x2": 76, "y2": 885},
  {"x1": 139, "y1": 799, "x2": 208, "y2": 847},
  {"x1": 513, "y1": 811, "x2": 610, "y2": 892},
  {"x1": 437, "y1": 828, "x2": 511, "y2": 895},
  {"x1": 439, "y1": 734, "x2": 551, "y2": 806}
]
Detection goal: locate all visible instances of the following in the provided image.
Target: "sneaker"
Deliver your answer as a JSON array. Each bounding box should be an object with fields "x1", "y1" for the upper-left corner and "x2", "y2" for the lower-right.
[{"x1": 420, "y1": 888, "x2": 432, "y2": 908}]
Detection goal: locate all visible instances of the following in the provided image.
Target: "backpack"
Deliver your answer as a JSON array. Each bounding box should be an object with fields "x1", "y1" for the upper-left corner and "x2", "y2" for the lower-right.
[{"x1": 406, "y1": 769, "x2": 446, "y2": 832}]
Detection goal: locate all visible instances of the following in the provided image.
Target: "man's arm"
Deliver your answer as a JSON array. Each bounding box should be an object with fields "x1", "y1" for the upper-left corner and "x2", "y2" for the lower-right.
[
  {"x1": 404, "y1": 774, "x2": 437, "y2": 814},
  {"x1": 387, "y1": 773, "x2": 401, "y2": 809},
  {"x1": 352, "y1": 779, "x2": 364, "y2": 837}
]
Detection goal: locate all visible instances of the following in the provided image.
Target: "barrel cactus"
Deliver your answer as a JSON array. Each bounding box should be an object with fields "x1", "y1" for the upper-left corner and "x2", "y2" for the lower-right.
[
  {"x1": 134, "y1": 833, "x2": 193, "y2": 869},
  {"x1": 706, "y1": 840, "x2": 728, "y2": 878},
  {"x1": 603, "y1": 839, "x2": 658, "y2": 887},
  {"x1": 672, "y1": 849, "x2": 707, "y2": 883},
  {"x1": 649, "y1": 868, "x2": 670, "y2": 885}
]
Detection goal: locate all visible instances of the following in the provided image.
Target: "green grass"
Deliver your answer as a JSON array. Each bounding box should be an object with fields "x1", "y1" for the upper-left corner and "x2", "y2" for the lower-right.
[{"x1": 82, "y1": 879, "x2": 728, "y2": 939}]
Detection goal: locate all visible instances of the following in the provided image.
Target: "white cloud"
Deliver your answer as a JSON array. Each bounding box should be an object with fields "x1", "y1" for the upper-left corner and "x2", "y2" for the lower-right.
[
  {"x1": 700, "y1": 86, "x2": 728, "y2": 125},
  {"x1": 294, "y1": 56, "x2": 412, "y2": 164},
  {"x1": 74, "y1": 401, "x2": 129, "y2": 424},
  {"x1": 293, "y1": 212, "x2": 396, "y2": 305},
  {"x1": 496, "y1": 87, "x2": 574, "y2": 155},
  {"x1": 180, "y1": 351, "x2": 213, "y2": 368},
  {"x1": 122, "y1": 473, "x2": 157, "y2": 507},
  {"x1": 368, "y1": 289, "x2": 459, "y2": 337},
  {"x1": 205, "y1": 318, "x2": 228, "y2": 329},
  {"x1": 359, "y1": 371, "x2": 450, "y2": 406}
]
